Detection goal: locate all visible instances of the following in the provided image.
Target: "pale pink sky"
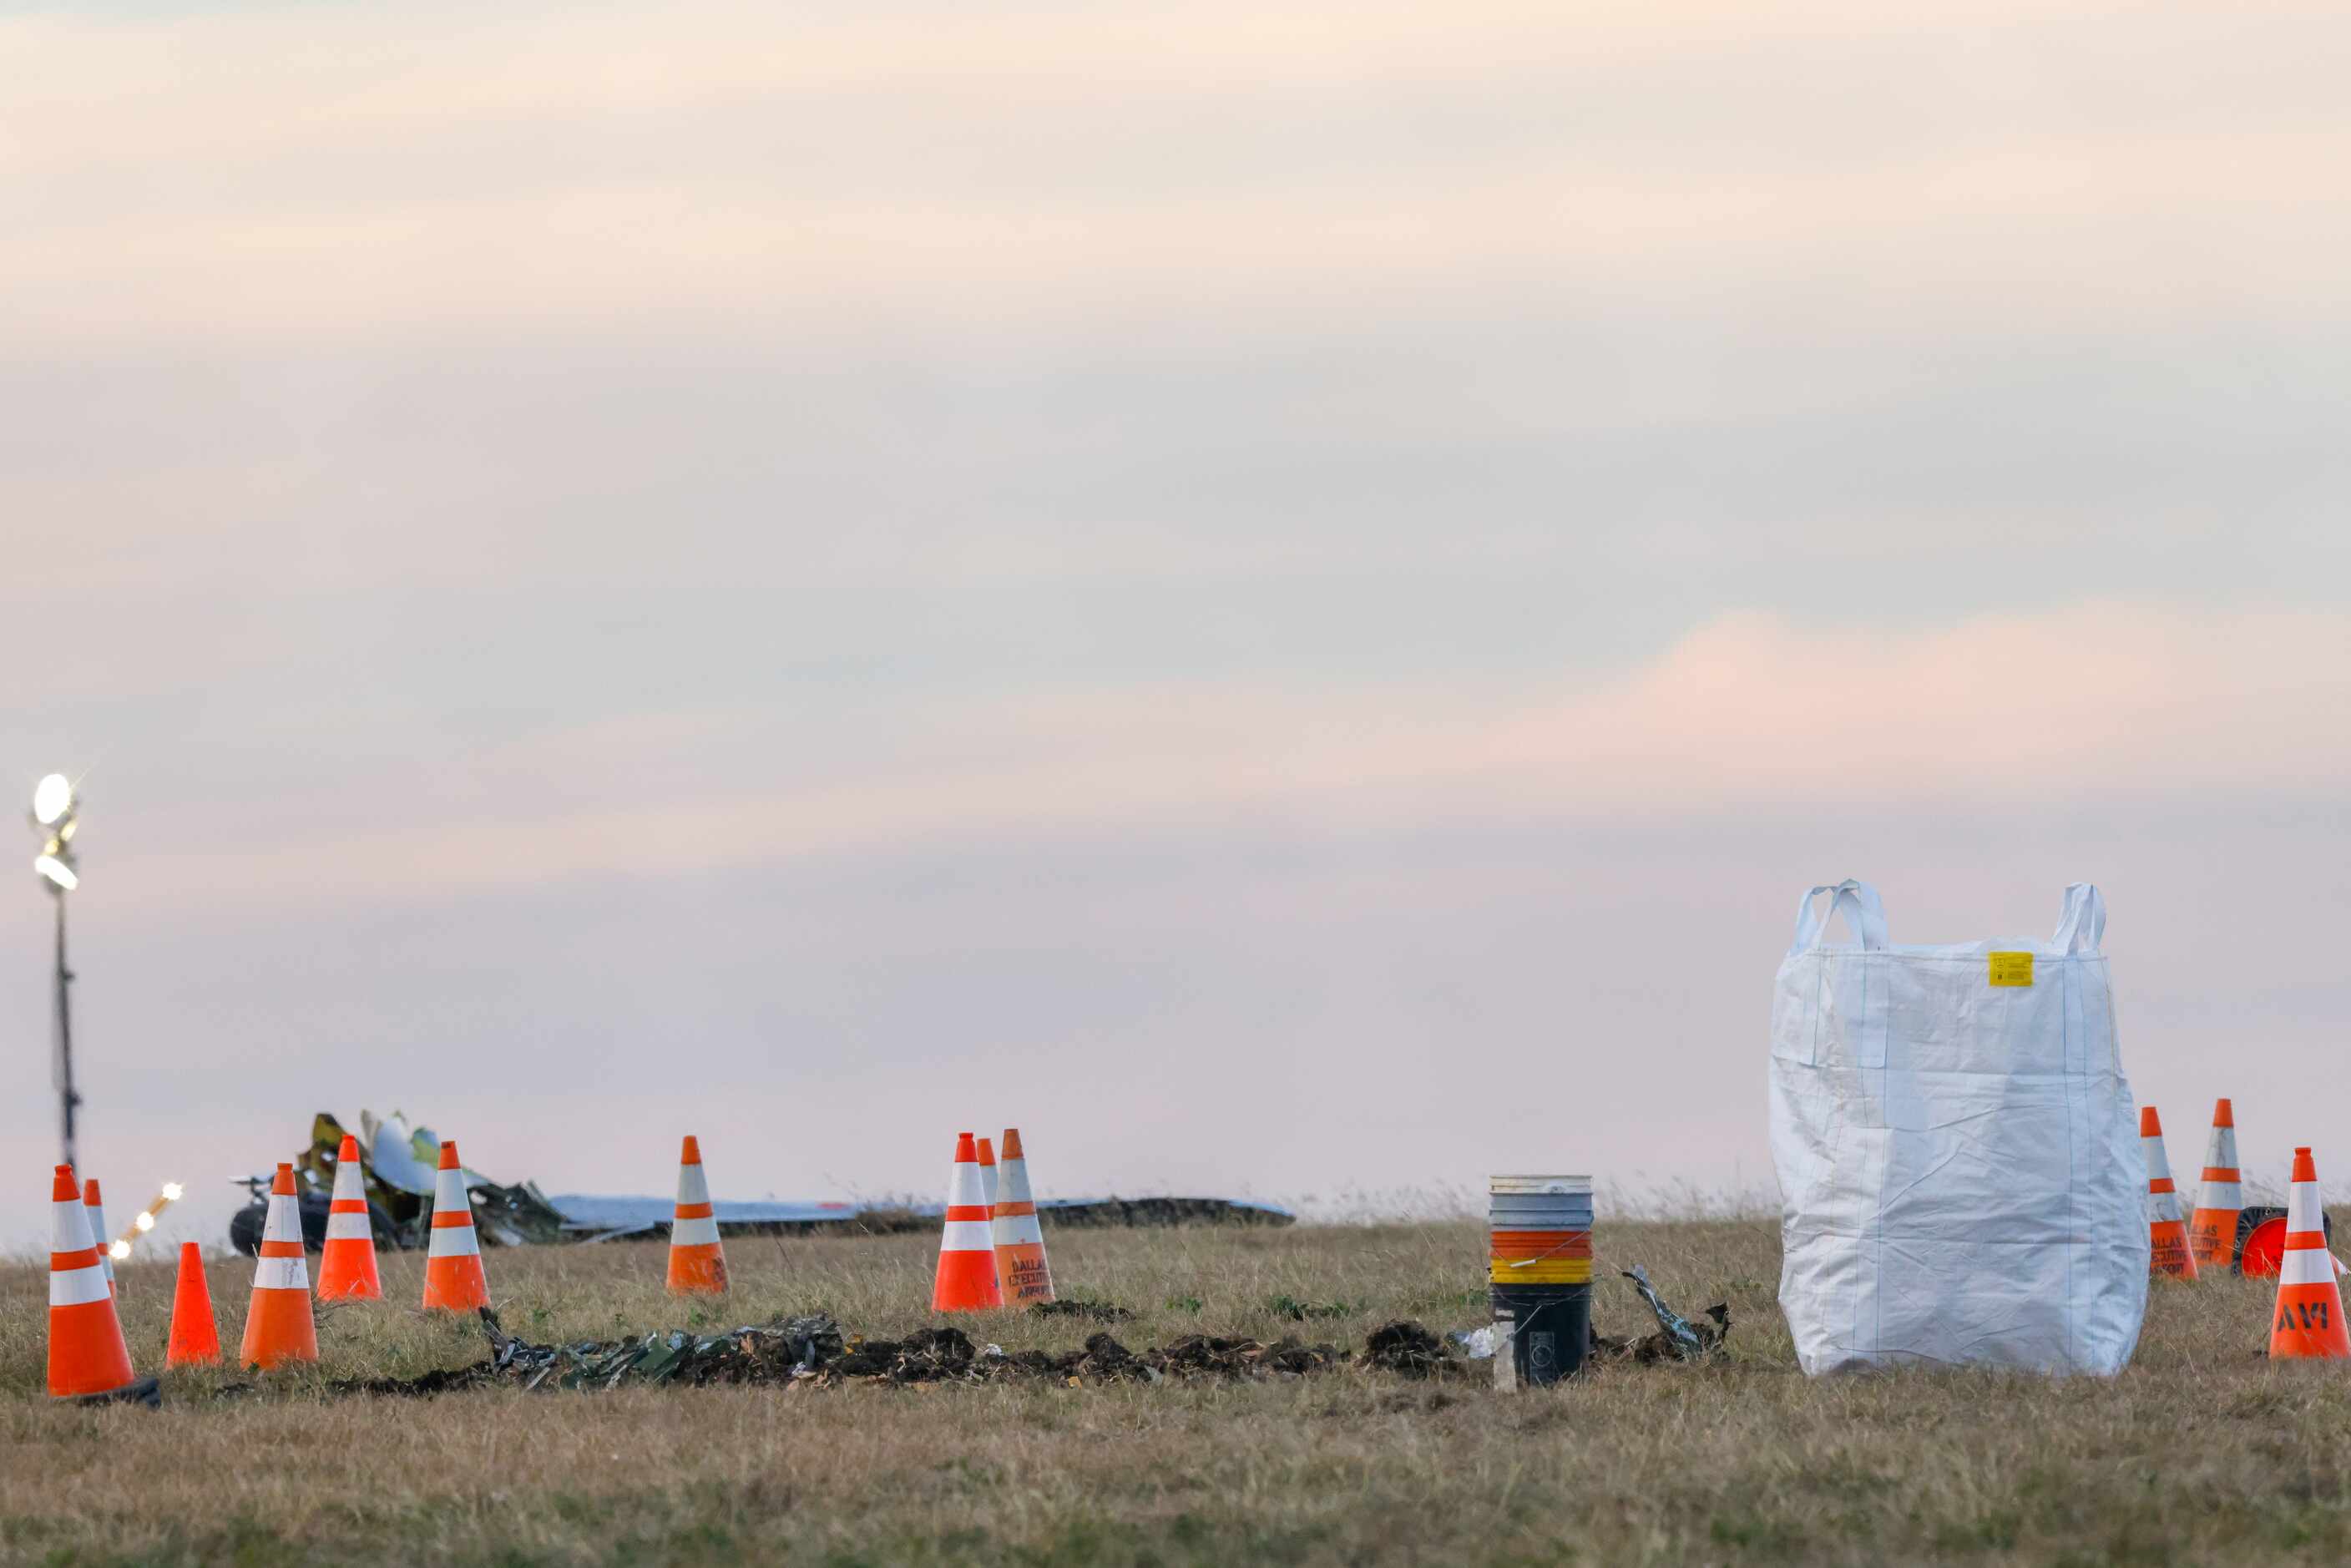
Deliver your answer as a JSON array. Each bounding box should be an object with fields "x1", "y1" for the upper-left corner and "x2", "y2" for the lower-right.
[{"x1": 3, "y1": 1, "x2": 2348, "y2": 1251}]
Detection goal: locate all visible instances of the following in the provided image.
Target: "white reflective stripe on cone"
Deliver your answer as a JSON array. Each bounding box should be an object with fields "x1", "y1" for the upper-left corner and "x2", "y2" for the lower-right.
[
  {"x1": 2141, "y1": 1136, "x2": 2172, "y2": 1180},
  {"x1": 2289, "y1": 1181, "x2": 2325, "y2": 1233},
  {"x1": 50, "y1": 1261, "x2": 110, "y2": 1307},
  {"x1": 324, "y1": 1211, "x2": 373, "y2": 1241},
  {"x1": 434, "y1": 1169, "x2": 468, "y2": 1209},
  {"x1": 947, "y1": 1164, "x2": 986, "y2": 1208},
  {"x1": 676, "y1": 1164, "x2": 711, "y2": 1206},
  {"x1": 2280, "y1": 1248, "x2": 2336, "y2": 1287},
  {"x1": 332, "y1": 1161, "x2": 367, "y2": 1201},
  {"x1": 2197, "y1": 1182, "x2": 2242, "y2": 1208},
  {"x1": 937, "y1": 1220, "x2": 993, "y2": 1252},
  {"x1": 671, "y1": 1216, "x2": 720, "y2": 1247},
  {"x1": 254, "y1": 1255, "x2": 311, "y2": 1292},
  {"x1": 262, "y1": 1193, "x2": 303, "y2": 1244},
  {"x1": 53, "y1": 1197, "x2": 94, "y2": 1252},
  {"x1": 428, "y1": 1224, "x2": 482, "y2": 1257},
  {"x1": 998, "y1": 1157, "x2": 1034, "y2": 1204},
  {"x1": 993, "y1": 1213, "x2": 1044, "y2": 1247},
  {"x1": 88, "y1": 1203, "x2": 114, "y2": 1280}
]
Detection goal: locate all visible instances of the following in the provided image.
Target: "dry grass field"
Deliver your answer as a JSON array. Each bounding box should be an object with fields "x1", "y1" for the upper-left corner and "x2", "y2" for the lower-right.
[{"x1": 3, "y1": 1214, "x2": 2348, "y2": 1565}]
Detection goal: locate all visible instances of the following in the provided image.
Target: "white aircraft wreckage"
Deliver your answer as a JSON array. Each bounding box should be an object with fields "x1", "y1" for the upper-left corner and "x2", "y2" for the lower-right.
[{"x1": 230, "y1": 1111, "x2": 1293, "y2": 1255}]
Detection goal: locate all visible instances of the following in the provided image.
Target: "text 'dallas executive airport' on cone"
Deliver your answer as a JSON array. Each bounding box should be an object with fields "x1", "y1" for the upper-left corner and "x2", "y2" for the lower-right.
[
  {"x1": 991, "y1": 1127, "x2": 1055, "y2": 1305},
  {"x1": 933, "y1": 1133, "x2": 1005, "y2": 1313},
  {"x1": 666, "y1": 1135, "x2": 728, "y2": 1295},
  {"x1": 317, "y1": 1133, "x2": 383, "y2": 1302},
  {"x1": 48, "y1": 1164, "x2": 136, "y2": 1399},
  {"x1": 2141, "y1": 1107, "x2": 2198, "y2": 1281},
  {"x1": 422, "y1": 1139, "x2": 492, "y2": 1313},
  {"x1": 2188, "y1": 1098, "x2": 2242, "y2": 1272},
  {"x1": 2269, "y1": 1146, "x2": 2351, "y2": 1360},
  {"x1": 239, "y1": 1162, "x2": 318, "y2": 1369},
  {"x1": 167, "y1": 1242, "x2": 221, "y2": 1368}
]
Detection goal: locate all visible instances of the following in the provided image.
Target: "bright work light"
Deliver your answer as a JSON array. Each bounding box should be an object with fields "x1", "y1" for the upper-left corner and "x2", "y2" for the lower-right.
[{"x1": 33, "y1": 772, "x2": 73, "y2": 827}]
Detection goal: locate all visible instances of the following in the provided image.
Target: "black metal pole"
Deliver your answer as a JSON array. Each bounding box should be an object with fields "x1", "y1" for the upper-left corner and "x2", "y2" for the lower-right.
[{"x1": 53, "y1": 889, "x2": 77, "y2": 1171}]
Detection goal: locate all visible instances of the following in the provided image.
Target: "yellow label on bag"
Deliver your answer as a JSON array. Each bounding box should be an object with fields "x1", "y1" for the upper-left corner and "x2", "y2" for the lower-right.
[{"x1": 1989, "y1": 951, "x2": 2034, "y2": 987}]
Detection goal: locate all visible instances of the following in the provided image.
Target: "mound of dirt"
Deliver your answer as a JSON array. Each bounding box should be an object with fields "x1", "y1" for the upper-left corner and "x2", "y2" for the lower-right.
[{"x1": 1357, "y1": 1320, "x2": 1472, "y2": 1379}]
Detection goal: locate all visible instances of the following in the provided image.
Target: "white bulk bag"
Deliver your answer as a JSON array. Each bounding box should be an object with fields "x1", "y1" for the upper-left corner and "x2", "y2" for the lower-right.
[{"x1": 1769, "y1": 881, "x2": 2147, "y2": 1375}]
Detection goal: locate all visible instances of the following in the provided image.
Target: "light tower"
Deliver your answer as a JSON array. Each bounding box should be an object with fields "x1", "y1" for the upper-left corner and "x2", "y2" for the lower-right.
[{"x1": 31, "y1": 773, "x2": 82, "y2": 1169}]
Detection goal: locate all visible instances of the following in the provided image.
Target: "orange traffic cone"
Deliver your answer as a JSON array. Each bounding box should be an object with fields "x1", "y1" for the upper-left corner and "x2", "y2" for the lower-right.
[
  {"x1": 975, "y1": 1136, "x2": 1003, "y2": 1297},
  {"x1": 991, "y1": 1127, "x2": 1056, "y2": 1305},
  {"x1": 317, "y1": 1134, "x2": 383, "y2": 1302},
  {"x1": 665, "y1": 1135, "x2": 728, "y2": 1295},
  {"x1": 422, "y1": 1138, "x2": 491, "y2": 1312},
  {"x1": 932, "y1": 1133, "x2": 1004, "y2": 1313},
  {"x1": 977, "y1": 1136, "x2": 999, "y2": 1211},
  {"x1": 48, "y1": 1164, "x2": 136, "y2": 1398},
  {"x1": 2269, "y1": 1146, "x2": 2351, "y2": 1359},
  {"x1": 2189, "y1": 1098, "x2": 2243, "y2": 1272},
  {"x1": 84, "y1": 1176, "x2": 118, "y2": 1297},
  {"x1": 2141, "y1": 1106, "x2": 2198, "y2": 1280},
  {"x1": 167, "y1": 1242, "x2": 221, "y2": 1368},
  {"x1": 238, "y1": 1162, "x2": 318, "y2": 1368}
]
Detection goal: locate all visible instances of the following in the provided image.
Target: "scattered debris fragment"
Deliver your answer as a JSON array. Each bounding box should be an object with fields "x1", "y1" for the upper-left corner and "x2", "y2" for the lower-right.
[
  {"x1": 1449, "y1": 1325, "x2": 1499, "y2": 1360},
  {"x1": 1030, "y1": 1298, "x2": 1135, "y2": 1323},
  {"x1": 434, "y1": 1308, "x2": 1366, "y2": 1393},
  {"x1": 480, "y1": 1309, "x2": 845, "y2": 1390},
  {"x1": 1587, "y1": 1267, "x2": 1731, "y2": 1364}
]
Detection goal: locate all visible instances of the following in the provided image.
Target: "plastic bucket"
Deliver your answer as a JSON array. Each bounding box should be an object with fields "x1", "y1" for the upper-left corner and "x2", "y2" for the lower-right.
[
  {"x1": 1489, "y1": 1230, "x2": 1593, "y2": 1252},
  {"x1": 1490, "y1": 1176, "x2": 1592, "y2": 1196},
  {"x1": 1485, "y1": 1203, "x2": 1598, "y2": 1222},
  {"x1": 1491, "y1": 1283, "x2": 1590, "y2": 1385}
]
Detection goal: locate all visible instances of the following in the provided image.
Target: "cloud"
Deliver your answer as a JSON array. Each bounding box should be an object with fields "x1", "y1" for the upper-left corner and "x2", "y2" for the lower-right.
[
  {"x1": 96, "y1": 602, "x2": 2348, "y2": 913},
  {"x1": 10, "y1": 1, "x2": 2351, "y2": 345}
]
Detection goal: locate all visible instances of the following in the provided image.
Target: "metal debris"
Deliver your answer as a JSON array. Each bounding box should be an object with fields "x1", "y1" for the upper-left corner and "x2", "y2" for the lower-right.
[
  {"x1": 1588, "y1": 1267, "x2": 1731, "y2": 1364},
  {"x1": 478, "y1": 1309, "x2": 845, "y2": 1391},
  {"x1": 442, "y1": 1308, "x2": 1359, "y2": 1392}
]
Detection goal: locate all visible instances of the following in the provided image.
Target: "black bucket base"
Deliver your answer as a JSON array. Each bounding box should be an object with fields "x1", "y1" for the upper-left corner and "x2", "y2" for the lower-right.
[{"x1": 1492, "y1": 1285, "x2": 1591, "y2": 1387}]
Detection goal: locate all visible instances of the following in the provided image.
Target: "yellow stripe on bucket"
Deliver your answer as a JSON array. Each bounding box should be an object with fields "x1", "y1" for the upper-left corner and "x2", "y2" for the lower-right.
[{"x1": 1491, "y1": 1260, "x2": 1594, "y2": 1285}]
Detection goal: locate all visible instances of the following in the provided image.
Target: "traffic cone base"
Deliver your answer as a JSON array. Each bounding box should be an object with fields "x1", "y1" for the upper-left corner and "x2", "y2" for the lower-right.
[
  {"x1": 2188, "y1": 1097, "x2": 2242, "y2": 1271},
  {"x1": 422, "y1": 1138, "x2": 491, "y2": 1312},
  {"x1": 2270, "y1": 1147, "x2": 2350, "y2": 1360},
  {"x1": 167, "y1": 1242, "x2": 222, "y2": 1368},
  {"x1": 991, "y1": 1126, "x2": 1056, "y2": 1306},
  {"x1": 318, "y1": 1133, "x2": 384, "y2": 1302},
  {"x1": 240, "y1": 1162, "x2": 319, "y2": 1368},
  {"x1": 48, "y1": 1164, "x2": 136, "y2": 1399},
  {"x1": 666, "y1": 1135, "x2": 729, "y2": 1296},
  {"x1": 933, "y1": 1133, "x2": 1005, "y2": 1313},
  {"x1": 2141, "y1": 1106, "x2": 2199, "y2": 1281}
]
